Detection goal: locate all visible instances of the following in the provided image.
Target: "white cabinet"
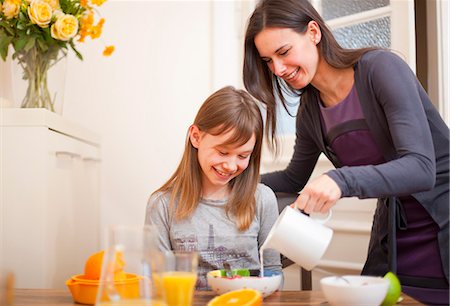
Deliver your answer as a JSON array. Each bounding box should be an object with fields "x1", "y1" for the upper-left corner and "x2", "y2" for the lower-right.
[{"x1": 0, "y1": 109, "x2": 101, "y2": 289}]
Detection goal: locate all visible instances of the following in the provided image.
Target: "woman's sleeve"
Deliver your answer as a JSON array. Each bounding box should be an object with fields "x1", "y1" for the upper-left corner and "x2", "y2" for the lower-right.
[
  {"x1": 327, "y1": 51, "x2": 436, "y2": 198},
  {"x1": 257, "y1": 185, "x2": 282, "y2": 272},
  {"x1": 145, "y1": 193, "x2": 172, "y2": 251}
]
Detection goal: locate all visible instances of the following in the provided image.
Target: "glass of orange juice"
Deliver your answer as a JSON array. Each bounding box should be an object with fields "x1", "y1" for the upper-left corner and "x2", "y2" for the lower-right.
[
  {"x1": 95, "y1": 225, "x2": 166, "y2": 306},
  {"x1": 160, "y1": 251, "x2": 198, "y2": 306}
]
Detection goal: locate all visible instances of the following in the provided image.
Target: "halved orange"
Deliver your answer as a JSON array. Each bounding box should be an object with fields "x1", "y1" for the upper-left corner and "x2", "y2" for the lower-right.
[
  {"x1": 207, "y1": 289, "x2": 262, "y2": 306},
  {"x1": 84, "y1": 250, "x2": 126, "y2": 280},
  {"x1": 84, "y1": 250, "x2": 105, "y2": 279}
]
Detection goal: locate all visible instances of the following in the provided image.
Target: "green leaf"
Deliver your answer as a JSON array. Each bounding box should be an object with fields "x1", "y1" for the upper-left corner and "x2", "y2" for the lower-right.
[
  {"x1": 69, "y1": 41, "x2": 83, "y2": 60},
  {"x1": 0, "y1": 31, "x2": 13, "y2": 61},
  {"x1": 14, "y1": 36, "x2": 28, "y2": 52},
  {"x1": 42, "y1": 27, "x2": 55, "y2": 44},
  {"x1": 18, "y1": 11, "x2": 28, "y2": 22},
  {"x1": 60, "y1": 0, "x2": 85, "y2": 16},
  {"x1": 24, "y1": 36, "x2": 35, "y2": 52},
  {"x1": 0, "y1": 20, "x2": 15, "y2": 36},
  {"x1": 16, "y1": 21, "x2": 26, "y2": 30},
  {"x1": 36, "y1": 38, "x2": 48, "y2": 53}
]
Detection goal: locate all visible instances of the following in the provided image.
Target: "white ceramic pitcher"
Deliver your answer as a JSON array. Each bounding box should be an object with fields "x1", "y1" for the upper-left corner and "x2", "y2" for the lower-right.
[{"x1": 262, "y1": 206, "x2": 333, "y2": 271}]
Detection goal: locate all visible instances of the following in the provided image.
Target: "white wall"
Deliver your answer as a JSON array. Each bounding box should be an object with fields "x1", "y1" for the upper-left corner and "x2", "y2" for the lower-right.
[
  {"x1": 62, "y1": 1, "x2": 226, "y2": 242},
  {"x1": 18, "y1": 0, "x2": 448, "y2": 252}
]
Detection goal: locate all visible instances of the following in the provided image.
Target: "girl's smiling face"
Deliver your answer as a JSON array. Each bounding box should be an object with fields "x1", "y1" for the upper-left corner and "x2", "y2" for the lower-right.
[
  {"x1": 189, "y1": 125, "x2": 256, "y2": 198},
  {"x1": 254, "y1": 24, "x2": 321, "y2": 90}
]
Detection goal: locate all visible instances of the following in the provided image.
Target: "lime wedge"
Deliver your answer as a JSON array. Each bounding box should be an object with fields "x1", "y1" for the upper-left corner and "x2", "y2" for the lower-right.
[{"x1": 381, "y1": 272, "x2": 402, "y2": 306}]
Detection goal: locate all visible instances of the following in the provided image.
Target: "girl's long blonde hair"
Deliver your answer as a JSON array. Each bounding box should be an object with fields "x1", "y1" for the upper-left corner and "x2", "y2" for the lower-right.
[{"x1": 153, "y1": 86, "x2": 264, "y2": 231}]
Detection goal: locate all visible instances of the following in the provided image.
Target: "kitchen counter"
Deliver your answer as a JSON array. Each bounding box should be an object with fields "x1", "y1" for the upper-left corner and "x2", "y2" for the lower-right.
[{"x1": 12, "y1": 288, "x2": 424, "y2": 305}]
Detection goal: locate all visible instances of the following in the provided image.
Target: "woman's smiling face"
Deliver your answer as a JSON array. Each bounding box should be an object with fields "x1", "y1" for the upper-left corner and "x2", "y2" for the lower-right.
[{"x1": 254, "y1": 24, "x2": 320, "y2": 90}]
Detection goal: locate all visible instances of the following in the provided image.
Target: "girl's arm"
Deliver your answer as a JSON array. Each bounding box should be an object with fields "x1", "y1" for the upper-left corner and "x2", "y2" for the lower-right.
[
  {"x1": 257, "y1": 185, "x2": 282, "y2": 273},
  {"x1": 145, "y1": 193, "x2": 173, "y2": 251}
]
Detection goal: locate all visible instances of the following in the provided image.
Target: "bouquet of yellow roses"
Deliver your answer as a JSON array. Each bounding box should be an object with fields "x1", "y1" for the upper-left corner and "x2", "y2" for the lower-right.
[{"x1": 0, "y1": 0, "x2": 113, "y2": 111}]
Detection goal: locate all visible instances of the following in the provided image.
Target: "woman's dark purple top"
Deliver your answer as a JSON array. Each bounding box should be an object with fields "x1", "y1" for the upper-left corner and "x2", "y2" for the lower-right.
[{"x1": 320, "y1": 85, "x2": 448, "y2": 305}]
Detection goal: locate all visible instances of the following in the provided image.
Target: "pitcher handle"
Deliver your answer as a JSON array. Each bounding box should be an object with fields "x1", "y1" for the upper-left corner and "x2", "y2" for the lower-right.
[
  {"x1": 309, "y1": 209, "x2": 332, "y2": 224},
  {"x1": 294, "y1": 205, "x2": 332, "y2": 224}
]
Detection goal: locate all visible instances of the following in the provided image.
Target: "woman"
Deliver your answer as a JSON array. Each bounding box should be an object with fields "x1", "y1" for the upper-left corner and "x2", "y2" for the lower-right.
[{"x1": 243, "y1": 0, "x2": 449, "y2": 304}]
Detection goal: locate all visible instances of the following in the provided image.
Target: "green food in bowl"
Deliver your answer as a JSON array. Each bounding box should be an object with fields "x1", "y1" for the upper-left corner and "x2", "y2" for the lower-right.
[
  {"x1": 207, "y1": 269, "x2": 283, "y2": 298},
  {"x1": 217, "y1": 269, "x2": 251, "y2": 277}
]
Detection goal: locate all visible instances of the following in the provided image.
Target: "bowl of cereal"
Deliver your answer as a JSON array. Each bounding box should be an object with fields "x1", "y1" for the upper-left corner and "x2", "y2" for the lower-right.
[{"x1": 207, "y1": 269, "x2": 282, "y2": 298}]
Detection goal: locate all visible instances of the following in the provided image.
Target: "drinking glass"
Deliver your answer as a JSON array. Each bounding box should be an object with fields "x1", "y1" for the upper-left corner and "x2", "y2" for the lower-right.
[
  {"x1": 96, "y1": 225, "x2": 166, "y2": 306},
  {"x1": 156, "y1": 251, "x2": 198, "y2": 306}
]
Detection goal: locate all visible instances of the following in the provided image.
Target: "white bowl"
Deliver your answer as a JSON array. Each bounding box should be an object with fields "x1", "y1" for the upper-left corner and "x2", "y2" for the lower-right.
[
  {"x1": 320, "y1": 275, "x2": 389, "y2": 306},
  {"x1": 207, "y1": 270, "x2": 282, "y2": 298}
]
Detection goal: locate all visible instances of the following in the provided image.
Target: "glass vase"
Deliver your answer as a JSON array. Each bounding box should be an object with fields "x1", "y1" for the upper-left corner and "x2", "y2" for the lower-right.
[{"x1": 0, "y1": 46, "x2": 67, "y2": 114}]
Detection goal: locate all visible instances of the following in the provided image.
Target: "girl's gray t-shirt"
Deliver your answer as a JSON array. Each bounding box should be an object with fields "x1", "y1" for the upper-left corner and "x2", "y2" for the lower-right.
[{"x1": 146, "y1": 183, "x2": 282, "y2": 289}]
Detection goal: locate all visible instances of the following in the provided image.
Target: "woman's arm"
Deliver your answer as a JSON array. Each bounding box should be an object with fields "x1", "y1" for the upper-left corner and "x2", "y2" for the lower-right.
[
  {"x1": 327, "y1": 51, "x2": 436, "y2": 199},
  {"x1": 261, "y1": 117, "x2": 322, "y2": 193}
]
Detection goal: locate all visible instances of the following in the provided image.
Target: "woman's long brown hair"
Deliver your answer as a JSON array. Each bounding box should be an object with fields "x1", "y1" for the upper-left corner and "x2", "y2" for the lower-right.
[
  {"x1": 243, "y1": 0, "x2": 379, "y2": 151},
  {"x1": 152, "y1": 86, "x2": 264, "y2": 231}
]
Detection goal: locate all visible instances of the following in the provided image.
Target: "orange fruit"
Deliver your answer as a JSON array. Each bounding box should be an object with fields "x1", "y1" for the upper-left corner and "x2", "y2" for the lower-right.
[
  {"x1": 207, "y1": 289, "x2": 262, "y2": 306},
  {"x1": 84, "y1": 250, "x2": 105, "y2": 279},
  {"x1": 84, "y1": 250, "x2": 126, "y2": 280}
]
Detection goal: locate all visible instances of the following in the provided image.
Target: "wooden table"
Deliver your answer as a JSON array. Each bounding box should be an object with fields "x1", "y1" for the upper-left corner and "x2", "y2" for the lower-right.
[{"x1": 12, "y1": 289, "x2": 424, "y2": 305}]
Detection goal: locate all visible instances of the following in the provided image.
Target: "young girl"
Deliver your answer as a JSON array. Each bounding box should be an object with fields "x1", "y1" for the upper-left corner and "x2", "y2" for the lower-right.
[{"x1": 145, "y1": 86, "x2": 282, "y2": 289}]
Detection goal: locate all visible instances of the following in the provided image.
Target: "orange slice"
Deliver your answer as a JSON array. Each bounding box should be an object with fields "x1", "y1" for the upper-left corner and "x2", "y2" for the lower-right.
[{"x1": 207, "y1": 289, "x2": 262, "y2": 306}]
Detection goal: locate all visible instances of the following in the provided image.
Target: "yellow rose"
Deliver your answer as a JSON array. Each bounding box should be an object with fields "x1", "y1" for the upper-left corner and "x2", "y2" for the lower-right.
[
  {"x1": 28, "y1": 0, "x2": 52, "y2": 28},
  {"x1": 51, "y1": 14, "x2": 79, "y2": 41},
  {"x1": 42, "y1": 0, "x2": 59, "y2": 10},
  {"x1": 2, "y1": 0, "x2": 21, "y2": 19},
  {"x1": 52, "y1": 9, "x2": 63, "y2": 18}
]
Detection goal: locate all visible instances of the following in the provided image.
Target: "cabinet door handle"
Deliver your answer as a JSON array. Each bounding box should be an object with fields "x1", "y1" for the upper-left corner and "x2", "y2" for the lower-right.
[
  {"x1": 82, "y1": 157, "x2": 102, "y2": 162},
  {"x1": 55, "y1": 151, "x2": 81, "y2": 159}
]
